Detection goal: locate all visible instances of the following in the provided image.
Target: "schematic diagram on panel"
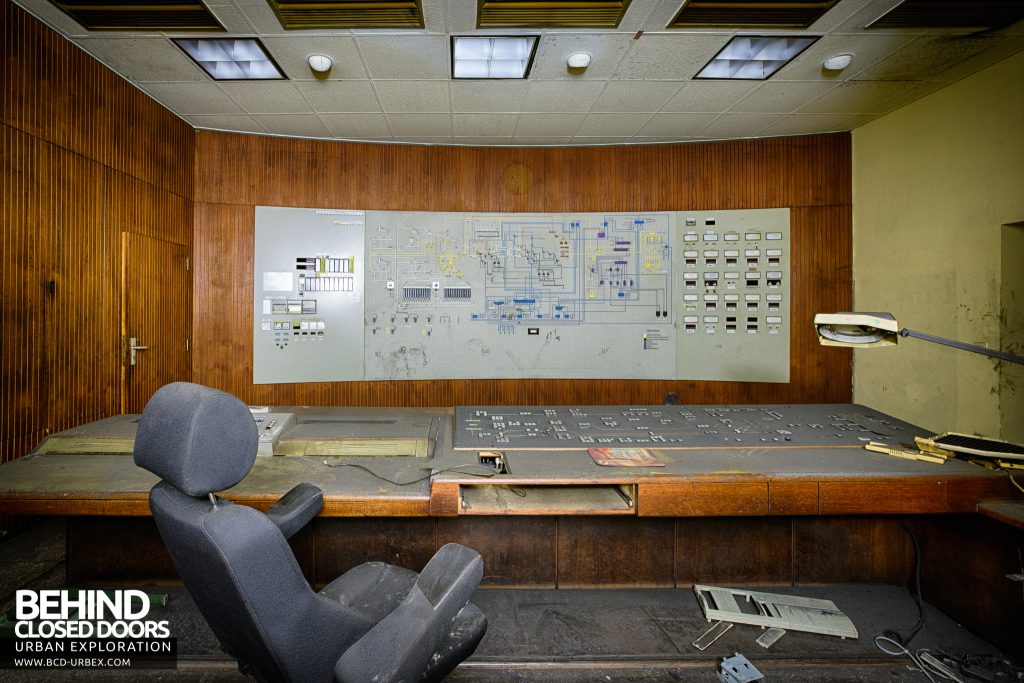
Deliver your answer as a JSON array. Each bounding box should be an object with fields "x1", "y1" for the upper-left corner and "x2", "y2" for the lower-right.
[
  {"x1": 363, "y1": 212, "x2": 676, "y2": 380},
  {"x1": 253, "y1": 207, "x2": 366, "y2": 384}
]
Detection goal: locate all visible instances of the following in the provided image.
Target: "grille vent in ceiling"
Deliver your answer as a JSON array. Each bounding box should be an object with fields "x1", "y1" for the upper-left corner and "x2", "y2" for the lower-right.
[
  {"x1": 267, "y1": 0, "x2": 424, "y2": 29},
  {"x1": 477, "y1": 0, "x2": 632, "y2": 29},
  {"x1": 669, "y1": 0, "x2": 839, "y2": 29},
  {"x1": 49, "y1": 0, "x2": 224, "y2": 31},
  {"x1": 867, "y1": 0, "x2": 1024, "y2": 29}
]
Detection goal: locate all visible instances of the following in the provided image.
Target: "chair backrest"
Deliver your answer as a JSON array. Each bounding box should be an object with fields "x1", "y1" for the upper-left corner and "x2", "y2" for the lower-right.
[{"x1": 135, "y1": 383, "x2": 372, "y2": 682}]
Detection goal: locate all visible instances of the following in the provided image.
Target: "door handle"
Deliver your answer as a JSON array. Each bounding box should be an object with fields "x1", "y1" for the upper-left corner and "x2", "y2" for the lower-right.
[{"x1": 129, "y1": 337, "x2": 149, "y2": 366}]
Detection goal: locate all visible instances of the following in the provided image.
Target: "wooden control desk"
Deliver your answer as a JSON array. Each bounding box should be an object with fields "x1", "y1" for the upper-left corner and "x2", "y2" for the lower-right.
[
  {"x1": 0, "y1": 405, "x2": 1019, "y2": 657},
  {"x1": 0, "y1": 404, "x2": 1012, "y2": 518}
]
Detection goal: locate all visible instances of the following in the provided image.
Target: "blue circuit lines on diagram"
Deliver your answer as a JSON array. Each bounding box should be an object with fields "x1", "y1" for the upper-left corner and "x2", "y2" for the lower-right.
[{"x1": 364, "y1": 211, "x2": 676, "y2": 380}]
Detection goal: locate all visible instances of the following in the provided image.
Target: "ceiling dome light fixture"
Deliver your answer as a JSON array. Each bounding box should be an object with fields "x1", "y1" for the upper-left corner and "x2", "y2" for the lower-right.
[
  {"x1": 822, "y1": 53, "x2": 853, "y2": 71},
  {"x1": 307, "y1": 54, "x2": 333, "y2": 73},
  {"x1": 567, "y1": 52, "x2": 592, "y2": 70}
]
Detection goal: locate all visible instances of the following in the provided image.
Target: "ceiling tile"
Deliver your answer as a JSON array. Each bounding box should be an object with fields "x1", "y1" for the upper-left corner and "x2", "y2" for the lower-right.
[
  {"x1": 447, "y1": 0, "x2": 477, "y2": 33},
  {"x1": 387, "y1": 113, "x2": 453, "y2": 136},
  {"x1": 205, "y1": 4, "x2": 253, "y2": 32},
  {"x1": 375, "y1": 81, "x2": 451, "y2": 113},
  {"x1": 529, "y1": 34, "x2": 634, "y2": 80},
  {"x1": 401, "y1": 137, "x2": 456, "y2": 144},
  {"x1": 321, "y1": 113, "x2": 392, "y2": 138},
  {"x1": 234, "y1": 1, "x2": 290, "y2": 34},
  {"x1": 357, "y1": 35, "x2": 450, "y2": 79},
  {"x1": 220, "y1": 82, "x2": 314, "y2": 114},
  {"x1": 522, "y1": 80, "x2": 605, "y2": 112},
  {"x1": 571, "y1": 136, "x2": 636, "y2": 144},
  {"x1": 262, "y1": 37, "x2": 368, "y2": 81},
  {"x1": 450, "y1": 137, "x2": 515, "y2": 145},
  {"x1": 575, "y1": 113, "x2": 652, "y2": 136},
  {"x1": 661, "y1": 81, "x2": 762, "y2": 113},
  {"x1": 451, "y1": 81, "x2": 528, "y2": 112},
  {"x1": 696, "y1": 113, "x2": 784, "y2": 138},
  {"x1": 631, "y1": 137, "x2": 696, "y2": 144},
  {"x1": 635, "y1": 113, "x2": 717, "y2": 136},
  {"x1": 294, "y1": 81, "x2": 381, "y2": 113},
  {"x1": 77, "y1": 38, "x2": 206, "y2": 82},
  {"x1": 14, "y1": 0, "x2": 90, "y2": 37},
  {"x1": 795, "y1": 80, "x2": 919, "y2": 114},
  {"x1": 515, "y1": 113, "x2": 586, "y2": 136},
  {"x1": 840, "y1": 113, "x2": 881, "y2": 130},
  {"x1": 801, "y1": 0, "x2": 874, "y2": 32},
  {"x1": 852, "y1": 34, "x2": 1006, "y2": 81},
  {"x1": 139, "y1": 83, "x2": 245, "y2": 116},
  {"x1": 510, "y1": 137, "x2": 575, "y2": 145},
  {"x1": 422, "y1": 0, "x2": 447, "y2": 33},
  {"x1": 929, "y1": 35, "x2": 1024, "y2": 82},
  {"x1": 613, "y1": 33, "x2": 728, "y2": 80},
  {"x1": 771, "y1": 33, "x2": 916, "y2": 82},
  {"x1": 590, "y1": 81, "x2": 683, "y2": 113},
  {"x1": 184, "y1": 114, "x2": 267, "y2": 133},
  {"x1": 616, "y1": 0, "x2": 662, "y2": 32},
  {"x1": 864, "y1": 81, "x2": 938, "y2": 114},
  {"x1": 453, "y1": 114, "x2": 518, "y2": 137},
  {"x1": 251, "y1": 114, "x2": 332, "y2": 137},
  {"x1": 730, "y1": 81, "x2": 839, "y2": 114},
  {"x1": 833, "y1": 0, "x2": 924, "y2": 33},
  {"x1": 757, "y1": 112, "x2": 858, "y2": 136}
]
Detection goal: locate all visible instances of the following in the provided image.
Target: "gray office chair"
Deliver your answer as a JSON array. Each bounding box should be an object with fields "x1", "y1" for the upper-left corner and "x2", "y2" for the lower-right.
[{"x1": 133, "y1": 382, "x2": 486, "y2": 682}]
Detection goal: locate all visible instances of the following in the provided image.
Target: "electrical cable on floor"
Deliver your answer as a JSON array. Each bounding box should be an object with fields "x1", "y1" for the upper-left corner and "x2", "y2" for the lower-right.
[
  {"x1": 882, "y1": 524, "x2": 925, "y2": 647},
  {"x1": 875, "y1": 636, "x2": 940, "y2": 683},
  {"x1": 320, "y1": 460, "x2": 497, "y2": 486}
]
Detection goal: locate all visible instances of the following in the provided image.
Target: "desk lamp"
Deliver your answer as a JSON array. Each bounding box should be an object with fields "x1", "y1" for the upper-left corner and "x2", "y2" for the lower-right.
[{"x1": 814, "y1": 312, "x2": 1024, "y2": 365}]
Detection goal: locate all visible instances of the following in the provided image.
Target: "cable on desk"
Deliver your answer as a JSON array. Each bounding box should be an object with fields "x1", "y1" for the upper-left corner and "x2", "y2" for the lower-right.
[{"x1": 319, "y1": 460, "x2": 497, "y2": 486}]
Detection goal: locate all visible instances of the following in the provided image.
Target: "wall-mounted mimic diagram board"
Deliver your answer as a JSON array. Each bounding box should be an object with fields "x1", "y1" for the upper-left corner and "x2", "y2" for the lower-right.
[{"x1": 253, "y1": 207, "x2": 790, "y2": 384}]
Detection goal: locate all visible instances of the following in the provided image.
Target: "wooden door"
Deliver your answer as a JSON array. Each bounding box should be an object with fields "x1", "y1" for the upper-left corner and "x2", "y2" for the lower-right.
[{"x1": 121, "y1": 232, "x2": 191, "y2": 413}]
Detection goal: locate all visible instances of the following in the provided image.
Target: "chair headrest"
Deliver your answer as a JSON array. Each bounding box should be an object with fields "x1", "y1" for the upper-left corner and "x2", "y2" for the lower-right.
[{"x1": 134, "y1": 382, "x2": 258, "y2": 497}]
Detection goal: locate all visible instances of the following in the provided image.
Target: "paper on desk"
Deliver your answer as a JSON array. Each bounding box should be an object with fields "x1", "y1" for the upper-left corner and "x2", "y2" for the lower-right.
[{"x1": 588, "y1": 447, "x2": 664, "y2": 467}]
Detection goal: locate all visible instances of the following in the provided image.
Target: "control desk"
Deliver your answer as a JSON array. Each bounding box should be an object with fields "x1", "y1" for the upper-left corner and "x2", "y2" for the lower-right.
[{"x1": 0, "y1": 404, "x2": 1012, "y2": 520}]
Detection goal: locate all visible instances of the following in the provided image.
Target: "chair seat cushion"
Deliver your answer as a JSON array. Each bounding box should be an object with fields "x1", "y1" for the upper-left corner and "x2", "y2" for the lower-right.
[{"x1": 320, "y1": 562, "x2": 418, "y2": 622}]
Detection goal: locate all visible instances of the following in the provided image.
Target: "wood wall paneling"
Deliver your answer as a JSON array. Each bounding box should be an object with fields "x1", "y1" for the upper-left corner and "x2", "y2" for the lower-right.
[
  {"x1": 1, "y1": 1, "x2": 194, "y2": 478},
  {"x1": 192, "y1": 131, "x2": 853, "y2": 406},
  {"x1": 908, "y1": 515, "x2": 1024, "y2": 660},
  {"x1": 674, "y1": 517, "x2": 793, "y2": 587},
  {"x1": 436, "y1": 516, "x2": 558, "y2": 587},
  {"x1": 794, "y1": 517, "x2": 913, "y2": 584},
  {"x1": 557, "y1": 517, "x2": 675, "y2": 588},
  {"x1": 313, "y1": 518, "x2": 437, "y2": 586}
]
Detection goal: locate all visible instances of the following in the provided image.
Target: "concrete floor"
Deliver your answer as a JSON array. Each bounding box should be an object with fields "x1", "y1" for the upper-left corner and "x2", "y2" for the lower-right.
[{"x1": 0, "y1": 519, "x2": 1019, "y2": 682}]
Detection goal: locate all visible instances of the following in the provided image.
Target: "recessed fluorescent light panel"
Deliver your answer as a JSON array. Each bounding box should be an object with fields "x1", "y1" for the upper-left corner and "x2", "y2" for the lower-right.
[
  {"x1": 452, "y1": 37, "x2": 538, "y2": 79},
  {"x1": 696, "y1": 36, "x2": 817, "y2": 80},
  {"x1": 174, "y1": 39, "x2": 284, "y2": 80}
]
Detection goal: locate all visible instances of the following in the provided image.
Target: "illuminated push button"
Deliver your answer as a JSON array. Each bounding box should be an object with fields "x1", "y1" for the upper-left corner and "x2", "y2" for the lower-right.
[
  {"x1": 745, "y1": 232, "x2": 761, "y2": 241},
  {"x1": 766, "y1": 232, "x2": 783, "y2": 240}
]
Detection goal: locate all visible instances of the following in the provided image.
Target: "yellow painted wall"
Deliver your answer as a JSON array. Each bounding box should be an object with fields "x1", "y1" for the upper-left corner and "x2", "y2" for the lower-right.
[{"x1": 851, "y1": 50, "x2": 1024, "y2": 438}]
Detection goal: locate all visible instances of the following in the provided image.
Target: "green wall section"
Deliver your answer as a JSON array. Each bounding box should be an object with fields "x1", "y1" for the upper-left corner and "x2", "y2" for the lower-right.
[{"x1": 852, "y1": 50, "x2": 1024, "y2": 438}]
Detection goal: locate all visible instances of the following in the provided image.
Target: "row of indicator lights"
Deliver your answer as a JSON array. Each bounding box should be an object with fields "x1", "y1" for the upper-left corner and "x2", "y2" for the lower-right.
[{"x1": 682, "y1": 232, "x2": 784, "y2": 242}]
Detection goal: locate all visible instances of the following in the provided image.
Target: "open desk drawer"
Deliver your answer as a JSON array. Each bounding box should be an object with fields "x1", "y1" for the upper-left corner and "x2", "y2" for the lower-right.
[{"x1": 459, "y1": 484, "x2": 636, "y2": 515}]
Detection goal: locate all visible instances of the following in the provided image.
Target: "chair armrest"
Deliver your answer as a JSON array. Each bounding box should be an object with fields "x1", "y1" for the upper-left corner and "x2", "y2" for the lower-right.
[
  {"x1": 264, "y1": 482, "x2": 323, "y2": 538},
  {"x1": 333, "y1": 543, "x2": 483, "y2": 683}
]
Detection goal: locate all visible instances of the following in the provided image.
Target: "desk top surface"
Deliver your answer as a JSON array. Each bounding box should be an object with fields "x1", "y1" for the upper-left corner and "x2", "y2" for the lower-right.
[{"x1": 0, "y1": 405, "x2": 1014, "y2": 517}]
